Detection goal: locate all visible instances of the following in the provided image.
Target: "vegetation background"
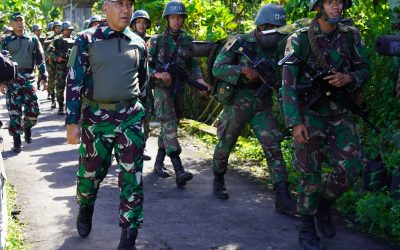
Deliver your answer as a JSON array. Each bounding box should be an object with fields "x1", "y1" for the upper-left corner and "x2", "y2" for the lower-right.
[{"x1": 0, "y1": 0, "x2": 399, "y2": 243}]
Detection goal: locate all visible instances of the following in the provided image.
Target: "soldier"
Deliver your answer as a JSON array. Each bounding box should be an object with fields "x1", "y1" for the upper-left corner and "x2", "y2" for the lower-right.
[
  {"x1": 66, "y1": 0, "x2": 147, "y2": 248},
  {"x1": 147, "y1": 0, "x2": 210, "y2": 186},
  {"x1": 31, "y1": 24, "x2": 42, "y2": 38},
  {"x1": 49, "y1": 21, "x2": 74, "y2": 115},
  {"x1": 211, "y1": 4, "x2": 296, "y2": 216},
  {"x1": 88, "y1": 15, "x2": 102, "y2": 29},
  {"x1": 130, "y1": 9, "x2": 152, "y2": 161},
  {"x1": 46, "y1": 20, "x2": 62, "y2": 108},
  {"x1": 1, "y1": 12, "x2": 48, "y2": 153},
  {"x1": 281, "y1": 0, "x2": 369, "y2": 249}
]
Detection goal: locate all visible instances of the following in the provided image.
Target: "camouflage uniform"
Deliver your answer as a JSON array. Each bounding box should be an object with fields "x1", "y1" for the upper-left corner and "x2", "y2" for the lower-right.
[
  {"x1": 66, "y1": 21, "x2": 147, "y2": 229},
  {"x1": 147, "y1": 30, "x2": 202, "y2": 156},
  {"x1": 1, "y1": 30, "x2": 47, "y2": 137},
  {"x1": 49, "y1": 34, "x2": 74, "y2": 114},
  {"x1": 45, "y1": 32, "x2": 57, "y2": 102},
  {"x1": 212, "y1": 30, "x2": 288, "y2": 184},
  {"x1": 282, "y1": 19, "x2": 370, "y2": 216},
  {"x1": 135, "y1": 33, "x2": 152, "y2": 145}
]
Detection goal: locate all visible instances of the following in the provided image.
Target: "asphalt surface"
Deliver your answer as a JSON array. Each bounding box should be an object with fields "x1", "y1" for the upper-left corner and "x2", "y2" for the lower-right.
[{"x1": 0, "y1": 91, "x2": 395, "y2": 250}]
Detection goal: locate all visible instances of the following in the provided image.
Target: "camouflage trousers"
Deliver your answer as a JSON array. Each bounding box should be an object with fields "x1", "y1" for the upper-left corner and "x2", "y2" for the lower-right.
[
  {"x1": 154, "y1": 86, "x2": 181, "y2": 156},
  {"x1": 212, "y1": 89, "x2": 287, "y2": 184},
  {"x1": 47, "y1": 63, "x2": 56, "y2": 95},
  {"x1": 54, "y1": 62, "x2": 67, "y2": 104},
  {"x1": 6, "y1": 74, "x2": 40, "y2": 136},
  {"x1": 76, "y1": 100, "x2": 145, "y2": 229},
  {"x1": 293, "y1": 113, "x2": 362, "y2": 215},
  {"x1": 143, "y1": 87, "x2": 154, "y2": 143}
]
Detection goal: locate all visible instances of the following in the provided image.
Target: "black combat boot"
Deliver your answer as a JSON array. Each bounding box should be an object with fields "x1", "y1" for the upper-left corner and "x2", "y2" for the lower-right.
[
  {"x1": 76, "y1": 205, "x2": 94, "y2": 238},
  {"x1": 50, "y1": 94, "x2": 56, "y2": 109},
  {"x1": 24, "y1": 127, "x2": 32, "y2": 143},
  {"x1": 118, "y1": 227, "x2": 138, "y2": 250},
  {"x1": 153, "y1": 148, "x2": 170, "y2": 178},
  {"x1": 299, "y1": 215, "x2": 321, "y2": 250},
  {"x1": 274, "y1": 181, "x2": 297, "y2": 216},
  {"x1": 57, "y1": 102, "x2": 65, "y2": 115},
  {"x1": 213, "y1": 171, "x2": 229, "y2": 199},
  {"x1": 12, "y1": 134, "x2": 21, "y2": 153},
  {"x1": 170, "y1": 153, "x2": 193, "y2": 187},
  {"x1": 316, "y1": 197, "x2": 336, "y2": 239}
]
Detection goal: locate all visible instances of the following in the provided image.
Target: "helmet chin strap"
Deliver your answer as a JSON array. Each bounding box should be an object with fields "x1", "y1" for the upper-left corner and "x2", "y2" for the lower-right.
[{"x1": 319, "y1": 5, "x2": 342, "y2": 25}]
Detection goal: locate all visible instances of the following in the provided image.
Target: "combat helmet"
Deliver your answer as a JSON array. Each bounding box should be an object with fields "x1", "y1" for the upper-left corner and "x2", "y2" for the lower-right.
[
  {"x1": 162, "y1": 0, "x2": 188, "y2": 19},
  {"x1": 32, "y1": 24, "x2": 42, "y2": 32},
  {"x1": 61, "y1": 21, "x2": 74, "y2": 31},
  {"x1": 131, "y1": 10, "x2": 151, "y2": 28},
  {"x1": 88, "y1": 15, "x2": 102, "y2": 28},
  {"x1": 309, "y1": 0, "x2": 352, "y2": 11},
  {"x1": 47, "y1": 22, "x2": 54, "y2": 31},
  {"x1": 254, "y1": 4, "x2": 286, "y2": 27},
  {"x1": 83, "y1": 19, "x2": 90, "y2": 30},
  {"x1": 53, "y1": 20, "x2": 62, "y2": 27}
]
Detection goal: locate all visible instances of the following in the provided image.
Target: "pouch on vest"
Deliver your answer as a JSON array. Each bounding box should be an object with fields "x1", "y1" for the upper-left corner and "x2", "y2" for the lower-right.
[{"x1": 213, "y1": 81, "x2": 235, "y2": 105}]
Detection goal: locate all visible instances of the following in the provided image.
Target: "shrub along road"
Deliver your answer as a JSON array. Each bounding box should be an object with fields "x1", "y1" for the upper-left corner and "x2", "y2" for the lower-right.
[{"x1": 0, "y1": 92, "x2": 395, "y2": 250}]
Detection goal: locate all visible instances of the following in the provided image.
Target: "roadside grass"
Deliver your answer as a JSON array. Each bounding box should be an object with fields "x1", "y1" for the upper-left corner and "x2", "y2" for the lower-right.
[{"x1": 5, "y1": 182, "x2": 28, "y2": 250}]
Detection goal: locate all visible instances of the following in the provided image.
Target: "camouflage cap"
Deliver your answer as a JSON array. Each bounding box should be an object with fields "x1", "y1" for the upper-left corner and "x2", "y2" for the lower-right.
[
  {"x1": 10, "y1": 12, "x2": 24, "y2": 21},
  {"x1": 32, "y1": 24, "x2": 42, "y2": 32}
]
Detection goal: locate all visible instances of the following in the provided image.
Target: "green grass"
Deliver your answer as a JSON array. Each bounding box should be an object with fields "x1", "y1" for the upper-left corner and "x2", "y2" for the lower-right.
[{"x1": 5, "y1": 183, "x2": 28, "y2": 250}]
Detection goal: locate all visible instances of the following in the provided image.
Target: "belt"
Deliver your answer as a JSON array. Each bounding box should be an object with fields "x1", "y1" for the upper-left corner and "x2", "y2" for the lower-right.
[{"x1": 83, "y1": 97, "x2": 137, "y2": 111}]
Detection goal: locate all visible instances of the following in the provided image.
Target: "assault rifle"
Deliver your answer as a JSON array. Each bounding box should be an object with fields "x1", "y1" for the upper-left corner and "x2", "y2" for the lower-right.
[
  {"x1": 153, "y1": 60, "x2": 210, "y2": 94},
  {"x1": 49, "y1": 37, "x2": 75, "y2": 61},
  {"x1": 278, "y1": 50, "x2": 380, "y2": 133},
  {"x1": 232, "y1": 39, "x2": 278, "y2": 99}
]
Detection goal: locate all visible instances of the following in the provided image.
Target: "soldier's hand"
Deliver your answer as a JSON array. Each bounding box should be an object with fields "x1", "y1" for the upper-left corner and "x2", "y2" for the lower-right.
[
  {"x1": 197, "y1": 79, "x2": 211, "y2": 96},
  {"x1": 56, "y1": 56, "x2": 66, "y2": 63},
  {"x1": 67, "y1": 124, "x2": 81, "y2": 145},
  {"x1": 0, "y1": 84, "x2": 6, "y2": 95},
  {"x1": 241, "y1": 66, "x2": 260, "y2": 82},
  {"x1": 154, "y1": 72, "x2": 172, "y2": 86},
  {"x1": 324, "y1": 71, "x2": 353, "y2": 88},
  {"x1": 293, "y1": 124, "x2": 309, "y2": 144}
]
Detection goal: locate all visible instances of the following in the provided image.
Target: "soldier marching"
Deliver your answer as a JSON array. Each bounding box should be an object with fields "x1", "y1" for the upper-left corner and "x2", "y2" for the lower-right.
[{"x1": 1, "y1": 0, "x2": 381, "y2": 249}]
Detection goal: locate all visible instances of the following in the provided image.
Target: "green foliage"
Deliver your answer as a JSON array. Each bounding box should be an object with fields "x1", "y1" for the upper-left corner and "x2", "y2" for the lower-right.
[
  {"x1": 5, "y1": 183, "x2": 27, "y2": 249},
  {"x1": 355, "y1": 192, "x2": 400, "y2": 239},
  {"x1": 0, "y1": 0, "x2": 61, "y2": 30}
]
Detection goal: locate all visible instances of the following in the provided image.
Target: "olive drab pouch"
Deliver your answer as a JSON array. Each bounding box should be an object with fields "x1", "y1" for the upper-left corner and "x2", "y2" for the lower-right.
[{"x1": 213, "y1": 81, "x2": 235, "y2": 105}]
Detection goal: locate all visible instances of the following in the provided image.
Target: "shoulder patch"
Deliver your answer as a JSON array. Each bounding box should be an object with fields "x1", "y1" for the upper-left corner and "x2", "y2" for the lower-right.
[{"x1": 223, "y1": 37, "x2": 238, "y2": 51}]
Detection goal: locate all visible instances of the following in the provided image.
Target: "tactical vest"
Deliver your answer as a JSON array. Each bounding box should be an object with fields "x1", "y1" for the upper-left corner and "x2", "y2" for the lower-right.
[
  {"x1": 6, "y1": 36, "x2": 35, "y2": 70},
  {"x1": 88, "y1": 36, "x2": 141, "y2": 102}
]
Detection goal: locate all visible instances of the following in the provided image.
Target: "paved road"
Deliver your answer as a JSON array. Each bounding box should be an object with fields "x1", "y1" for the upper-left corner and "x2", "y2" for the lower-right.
[{"x1": 0, "y1": 91, "x2": 395, "y2": 250}]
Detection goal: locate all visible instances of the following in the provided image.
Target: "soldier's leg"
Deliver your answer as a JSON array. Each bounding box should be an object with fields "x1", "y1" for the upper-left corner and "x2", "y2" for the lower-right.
[
  {"x1": 154, "y1": 87, "x2": 189, "y2": 185},
  {"x1": 22, "y1": 78, "x2": 40, "y2": 143},
  {"x1": 212, "y1": 95, "x2": 251, "y2": 198},
  {"x1": 48, "y1": 66, "x2": 56, "y2": 107},
  {"x1": 55, "y1": 65, "x2": 67, "y2": 115},
  {"x1": 315, "y1": 116, "x2": 363, "y2": 239},
  {"x1": 114, "y1": 101, "x2": 145, "y2": 230},
  {"x1": 6, "y1": 79, "x2": 24, "y2": 152},
  {"x1": 250, "y1": 109, "x2": 295, "y2": 215},
  {"x1": 76, "y1": 106, "x2": 114, "y2": 238},
  {"x1": 142, "y1": 88, "x2": 154, "y2": 161},
  {"x1": 295, "y1": 114, "x2": 326, "y2": 248}
]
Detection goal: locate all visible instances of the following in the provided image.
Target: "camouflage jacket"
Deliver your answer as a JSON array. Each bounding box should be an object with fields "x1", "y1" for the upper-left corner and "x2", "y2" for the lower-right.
[
  {"x1": 48, "y1": 34, "x2": 75, "y2": 63},
  {"x1": 282, "y1": 20, "x2": 370, "y2": 128},
  {"x1": 147, "y1": 30, "x2": 202, "y2": 85},
  {"x1": 212, "y1": 29, "x2": 282, "y2": 88},
  {"x1": 65, "y1": 21, "x2": 148, "y2": 125},
  {"x1": 1, "y1": 30, "x2": 47, "y2": 81}
]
